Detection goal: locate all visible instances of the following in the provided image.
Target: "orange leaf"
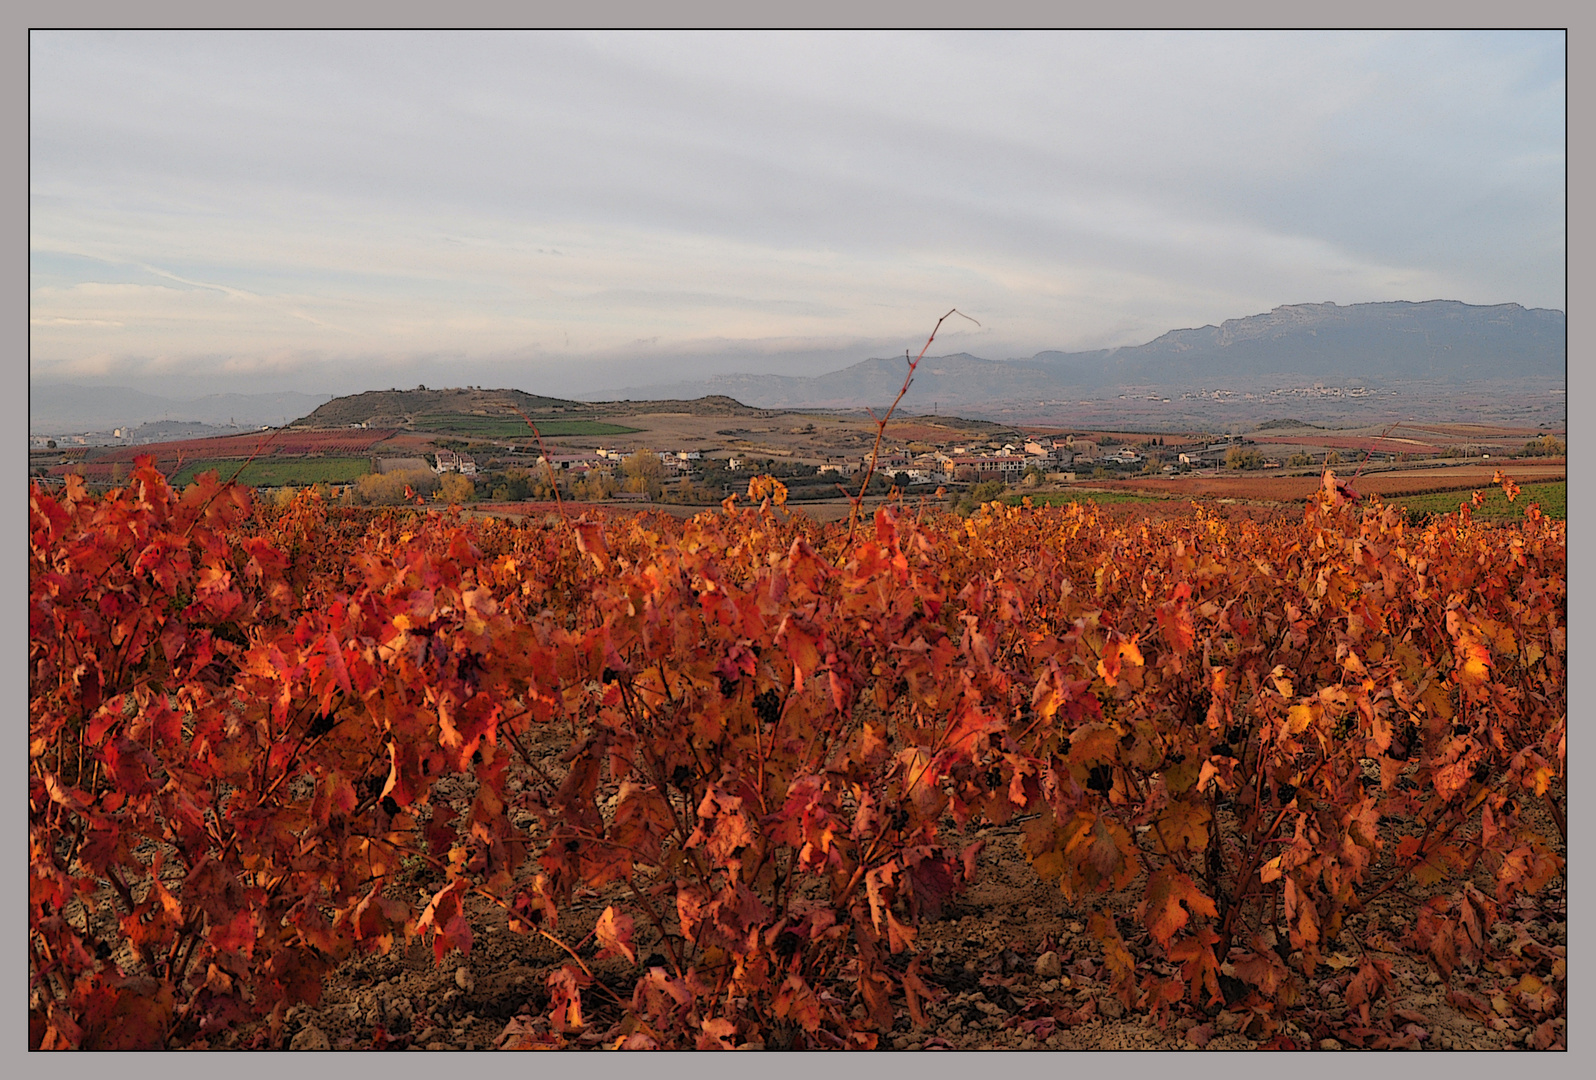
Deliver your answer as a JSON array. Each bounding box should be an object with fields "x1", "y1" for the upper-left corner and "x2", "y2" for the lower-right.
[
  {"x1": 594, "y1": 905, "x2": 637, "y2": 963},
  {"x1": 1152, "y1": 799, "x2": 1211, "y2": 856},
  {"x1": 1456, "y1": 639, "x2": 1491, "y2": 688},
  {"x1": 1139, "y1": 865, "x2": 1218, "y2": 950},
  {"x1": 1157, "y1": 582, "x2": 1195, "y2": 655},
  {"x1": 773, "y1": 974, "x2": 823, "y2": 1032},
  {"x1": 572, "y1": 521, "x2": 610, "y2": 572}
]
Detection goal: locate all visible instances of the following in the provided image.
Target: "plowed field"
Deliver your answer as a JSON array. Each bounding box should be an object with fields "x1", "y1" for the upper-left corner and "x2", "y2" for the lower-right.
[{"x1": 1087, "y1": 463, "x2": 1565, "y2": 503}]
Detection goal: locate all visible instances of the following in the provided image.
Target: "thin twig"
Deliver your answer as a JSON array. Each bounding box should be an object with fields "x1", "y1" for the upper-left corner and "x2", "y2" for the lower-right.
[
  {"x1": 512, "y1": 408, "x2": 565, "y2": 513},
  {"x1": 1331, "y1": 420, "x2": 1402, "y2": 503},
  {"x1": 846, "y1": 309, "x2": 979, "y2": 545}
]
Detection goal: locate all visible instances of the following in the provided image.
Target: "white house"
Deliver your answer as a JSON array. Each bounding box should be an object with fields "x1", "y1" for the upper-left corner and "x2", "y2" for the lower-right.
[
  {"x1": 435, "y1": 450, "x2": 478, "y2": 476},
  {"x1": 538, "y1": 453, "x2": 603, "y2": 473},
  {"x1": 959, "y1": 454, "x2": 1030, "y2": 477}
]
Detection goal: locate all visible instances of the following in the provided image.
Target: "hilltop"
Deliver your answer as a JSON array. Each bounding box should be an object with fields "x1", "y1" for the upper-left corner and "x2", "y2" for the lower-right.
[
  {"x1": 294, "y1": 387, "x2": 764, "y2": 429},
  {"x1": 296, "y1": 387, "x2": 601, "y2": 427}
]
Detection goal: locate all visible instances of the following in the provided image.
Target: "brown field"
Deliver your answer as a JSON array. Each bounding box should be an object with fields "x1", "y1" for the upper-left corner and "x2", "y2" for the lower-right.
[
  {"x1": 1402, "y1": 422, "x2": 1550, "y2": 438},
  {"x1": 1250, "y1": 434, "x2": 1447, "y2": 454},
  {"x1": 1087, "y1": 462, "x2": 1566, "y2": 503}
]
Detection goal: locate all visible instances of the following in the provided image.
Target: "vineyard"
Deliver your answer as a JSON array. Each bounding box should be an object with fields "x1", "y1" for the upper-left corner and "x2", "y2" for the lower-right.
[
  {"x1": 168, "y1": 458, "x2": 375, "y2": 489},
  {"x1": 69, "y1": 428, "x2": 402, "y2": 461},
  {"x1": 46, "y1": 429, "x2": 402, "y2": 483},
  {"x1": 29, "y1": 462, "x2": 1565, "y2": 1050},
  {"x1": 1388, "y1": 483, "x2": 1567, "y2": 525}
]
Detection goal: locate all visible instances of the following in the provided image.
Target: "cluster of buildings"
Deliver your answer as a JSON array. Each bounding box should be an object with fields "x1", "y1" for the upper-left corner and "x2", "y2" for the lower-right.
[
  {"x1": 444, "y1": 432, "x2": 1255, "y2": 491},
  {"x1": 494, "y1": 433, "x2": 1203, "y2": 487},
  {"x1": 1267, "y1": 384, "x2": 1374, "y2": 399},
  {"x1": 813, "y1": 435, "x2": 1127, "y2": 484},
  {"x1": 534, "y1": 448, "x2": 701, "y2": 478}
]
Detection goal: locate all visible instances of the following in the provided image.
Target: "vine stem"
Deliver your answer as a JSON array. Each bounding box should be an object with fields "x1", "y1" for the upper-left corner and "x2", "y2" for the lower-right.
[
  {"x1": 1215, "y1": 751, "x2": 1333, "y2": 954},
  {"x1": 845, "y1": 309, "x2": 979, "y2": 548},
  {"x1": 513, "y1": 408, "x2": 565, "y2": 513}
]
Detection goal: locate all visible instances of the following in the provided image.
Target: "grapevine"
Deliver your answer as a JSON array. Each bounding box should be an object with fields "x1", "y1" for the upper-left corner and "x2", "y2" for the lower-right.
[{"x1": 29, "y1": 461, "x2": 1565, "y2": 1049}]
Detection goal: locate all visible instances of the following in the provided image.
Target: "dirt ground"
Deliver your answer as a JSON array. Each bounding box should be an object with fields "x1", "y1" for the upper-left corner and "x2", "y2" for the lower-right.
[
  {"x1": 222, "y1": 718, "x2": 1566, "y2": 1053},
  {"x1": 1086, "y1": 463, "x2": 1566, "y2": 504}
]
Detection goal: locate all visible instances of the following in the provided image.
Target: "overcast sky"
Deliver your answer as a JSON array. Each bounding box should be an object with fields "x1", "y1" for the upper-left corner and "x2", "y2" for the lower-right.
[{"x1": 29, "y1": 30, "x2": 1566, "y2": 398}]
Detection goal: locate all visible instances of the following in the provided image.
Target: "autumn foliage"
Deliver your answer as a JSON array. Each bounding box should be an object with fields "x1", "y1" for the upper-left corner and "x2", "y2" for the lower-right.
[{"x1": 30, "y1": 460, "x2": 1565, "y2": 1049}]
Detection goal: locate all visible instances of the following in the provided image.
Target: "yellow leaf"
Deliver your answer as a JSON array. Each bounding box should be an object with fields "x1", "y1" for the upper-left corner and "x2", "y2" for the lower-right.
[
  {"x1": 1456, "y1": 638, "x2": 1491, "y2": 688},
  {"x1": 1286, "y1": 703, "x2": 1315, "y2": 736},
  {"x1": 1527, "y1": 767, "x2": 1552, "y2": 797}
]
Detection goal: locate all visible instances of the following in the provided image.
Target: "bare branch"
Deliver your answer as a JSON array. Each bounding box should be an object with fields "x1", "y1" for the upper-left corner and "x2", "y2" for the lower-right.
[
  {"x1": 512, "y1": 408, "x2": 565, "y2": 514},
  {"x1": 846, "y1": 308, "x2": 979, "y2": 544}
]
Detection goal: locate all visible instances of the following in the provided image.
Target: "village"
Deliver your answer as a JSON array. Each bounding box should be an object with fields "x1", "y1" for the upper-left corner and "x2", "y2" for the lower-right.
[
  {"x1": 420, "y1": 429, "x2": 1274, "y2": 506},
  {"x1": 28, "y1": 386, "x2": 1561, "y2": 512}
]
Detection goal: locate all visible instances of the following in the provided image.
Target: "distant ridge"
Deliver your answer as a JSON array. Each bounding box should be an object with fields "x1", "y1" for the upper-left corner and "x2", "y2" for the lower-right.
[
  {"x1": 600, "y1": 300, "x2": 1565, "y2": 411},
  {"x1": 1067, "y1": 299, "x2": 1565, "y2": 384}
]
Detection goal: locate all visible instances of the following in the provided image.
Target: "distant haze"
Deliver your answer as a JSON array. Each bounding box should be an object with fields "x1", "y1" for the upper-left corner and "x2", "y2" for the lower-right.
[
  {"x1": 31, "y1": 299, "x2": 1565, "y2": 435},
  {"x1": 30, "y1": 31, "x2": 1564, "y2": 400}
]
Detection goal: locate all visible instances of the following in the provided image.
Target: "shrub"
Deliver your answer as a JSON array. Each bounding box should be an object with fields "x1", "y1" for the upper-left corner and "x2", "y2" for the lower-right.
[{"x1": 956, "y1": 479, "x2": 1008, "y2": 515}]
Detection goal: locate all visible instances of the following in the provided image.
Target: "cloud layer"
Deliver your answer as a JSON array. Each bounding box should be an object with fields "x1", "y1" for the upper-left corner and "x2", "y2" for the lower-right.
[{"x1": 29, "y1": 31, "x2": 1566, "y2": 397}]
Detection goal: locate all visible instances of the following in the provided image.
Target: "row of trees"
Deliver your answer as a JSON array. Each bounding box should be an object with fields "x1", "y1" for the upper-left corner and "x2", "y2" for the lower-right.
[
  {"x1": 341, "y1": 468, "x2": 477, "y2": 506},
  {"x1": 481, "y1": 453, "x2": 692, "y2": 504},
  {"x1": 1521, "y1": 434, "x2": 1566, "y2": 457}
]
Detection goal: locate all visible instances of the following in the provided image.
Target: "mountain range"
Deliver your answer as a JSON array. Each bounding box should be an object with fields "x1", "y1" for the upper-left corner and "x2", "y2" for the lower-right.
[
  {"x1": 31, "y1": 300, "x2": 1564, "y2": 434},
  {"x1": 596, "y1": 300, "x2": 1565, "y2": 412}
]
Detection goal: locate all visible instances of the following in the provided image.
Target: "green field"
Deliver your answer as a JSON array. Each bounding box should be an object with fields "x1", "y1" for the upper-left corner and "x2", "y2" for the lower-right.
[
  {"x1": 1389, "y1": 481, "x2": 1566, "y2": 522},
  {"x1": 410, "y1": 415, "x2": 641, "y2": 438},
  {"x1": 1000, "y1": 489, "x2": 1164, "y2": 508},
  {"x1": 172, "y1": 458, "x2": 373, "y2": 488}
]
